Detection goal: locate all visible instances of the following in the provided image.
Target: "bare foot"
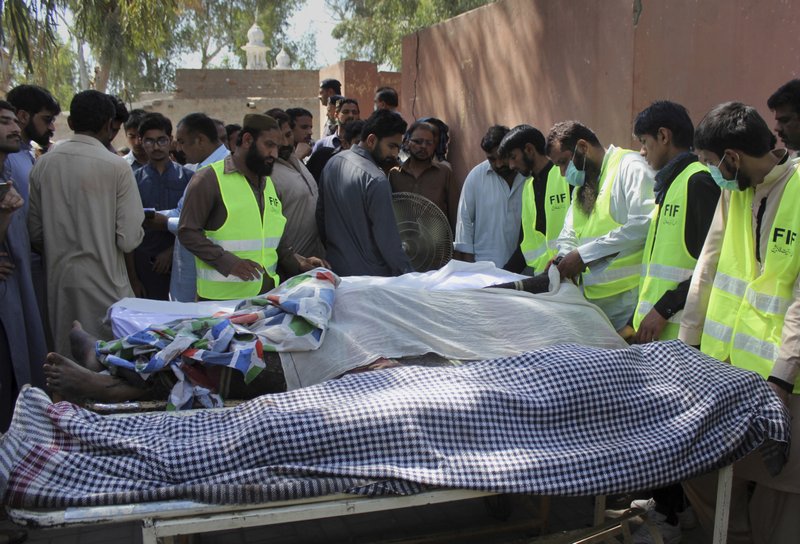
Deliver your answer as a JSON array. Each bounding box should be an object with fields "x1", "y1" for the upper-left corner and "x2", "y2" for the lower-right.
[
  {"x1": 68, "y1": 321, "x2": 103, "y2": 371},
  {"x1": 43, "y1": 353, "x2": 148, "y2": 404}
]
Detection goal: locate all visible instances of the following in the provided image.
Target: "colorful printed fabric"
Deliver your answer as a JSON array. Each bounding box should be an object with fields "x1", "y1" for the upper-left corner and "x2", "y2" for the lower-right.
[
  {"x1": 0, "y1": 341, "x2": 789, "y2": 508},
  {"x1": 96, "y1": 268, "x2": 339, "y2": 409}
]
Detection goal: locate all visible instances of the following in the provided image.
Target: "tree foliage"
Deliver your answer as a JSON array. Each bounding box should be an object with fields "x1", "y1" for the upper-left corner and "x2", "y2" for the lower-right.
[
  {"x1": 326, "y1": 0, "x2": 494, "y2": 70},
  {"x1": 0, "y1": 25, "x2": 77, "y2": 108},
  {"x1": 0, "y1": 0, "x2": 313, "y2": 102},
  {"x1": 174, "y1": 0, "x2": 314, "y2": 71}
]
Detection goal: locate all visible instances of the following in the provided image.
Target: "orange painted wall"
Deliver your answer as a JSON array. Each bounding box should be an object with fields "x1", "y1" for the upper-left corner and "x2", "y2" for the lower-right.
[{"x1": 402, "y1": 0, "x2": 800, "y2": 183}]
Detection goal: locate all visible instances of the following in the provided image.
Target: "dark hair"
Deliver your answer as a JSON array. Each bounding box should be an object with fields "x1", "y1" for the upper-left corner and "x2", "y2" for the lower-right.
[
  {"x1": 327, "y1": 94, "x2": 343, "y2": 108},
  {"x1": 320, "y1": 78, "x2": 342, "y2": 94},
  {"x1": 6, "y1": 84, "x2": 61, "y2": 115},
  {"x1": 225, "y1": 123, "x2": 241, "y2": 139},
  {"x1": 361, "y1": 110, "x2": 407, "y2": 141},
  {"x1": 335, "y1": 98, "x2": 359, "y2": 113},
  {"x1": 407, "y1": 121, "x2": 436, "y2": 137},
  {"x1": 498, "y1": 124, "x2": 546, "y2": 157},
  {"x1": 69, "y1": 90, "x2": 115, "y2": 133},
  {"x1": 633, "y1": 100, "x2": 694, "y2": 149},
  {"x1": 212, "y1": 118, "x2": 225, "y2": 129},
  {"x1": 138, "y1": 112, "x2": 173, "y2": 137},
  {"x1": 418, "y1": 117, "x2": 450, "y2": 160},
  {"x1": 375, "y1": 86, "x2": 399, "y2": 108},
  {"x1": 767, "y1": 79, "x2": 800, "y2": 115},
  {"x1": 177, "y1": 112, "x2": 218, "y2": 143},
  {"x1": 480, "y1": 125, "x2": 510, "y2": 153},
  {"x1": 108, "y1": 95, "x2": 129, "y2": 123},
  {"x1": 694, "y1": 101, "x2": 776, "y2": 157},
  {"x1": 343, "y1": 120, "x2": 365, "y2": 144},
  {"x1": 545, "y1": 121, "x2": 601, "y2": 155},
  {"x1": 286, "y1": 107, "x2": 312, "y2": 128},
  {"x1": 124, "y1": 109, "x2": 147, "y2": 132},
  {"x1": 0, "y1": 100, "x2": 17, "y2": 113},
  {"x1": 265, "y1": 108, "x2": 290, "y2": 127}
]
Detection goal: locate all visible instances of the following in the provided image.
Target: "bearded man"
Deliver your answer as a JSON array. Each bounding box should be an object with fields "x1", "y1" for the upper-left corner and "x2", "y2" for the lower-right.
[
  {"x1": 546, "y1": 121, "x2": 655, "y2": 331},
  {"x1": 316, "y1": 109, "x2": 413, "y2": 276},
  {"x1": 178, "y1": 114, "x2": 325, "y2": 301},
  {"x1": 265, "y1": 108, "x2": 325, "y2": 259}
]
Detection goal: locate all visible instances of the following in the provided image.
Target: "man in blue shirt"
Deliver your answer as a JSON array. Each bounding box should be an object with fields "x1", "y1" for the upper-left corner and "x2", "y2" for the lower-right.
[
  {"x1": 5, "y1": 84, "x2": 60, "y2": 350},
  {"x1": 152, "y1": 112, "x2": 229, "y2": 301},
  {"x1": 5, "y1": 85, "x2": 60, "y2": 207},
  {"x1": 133, "y1": 113, "x2": 193, "y2": 300}
]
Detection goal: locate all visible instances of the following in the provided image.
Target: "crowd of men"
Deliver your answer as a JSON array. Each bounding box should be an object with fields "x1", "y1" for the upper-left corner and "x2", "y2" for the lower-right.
[{"x1": 1, "y1": 75, "x2": 800, "y2": 543}]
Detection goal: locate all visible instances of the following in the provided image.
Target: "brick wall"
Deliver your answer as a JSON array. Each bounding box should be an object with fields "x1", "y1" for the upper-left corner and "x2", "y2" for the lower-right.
[{"x1": 175, "y1": 69, "x2": 319, "y2": 100}]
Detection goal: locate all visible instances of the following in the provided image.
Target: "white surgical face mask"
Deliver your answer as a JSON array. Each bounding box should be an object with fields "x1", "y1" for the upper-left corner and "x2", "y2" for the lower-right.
[
  {"x1": 708, "y1": 154, "x2": 740, "y2": 191},
  {"x1": 565, "y1": 146, "x2": 587, "y2": 187}
]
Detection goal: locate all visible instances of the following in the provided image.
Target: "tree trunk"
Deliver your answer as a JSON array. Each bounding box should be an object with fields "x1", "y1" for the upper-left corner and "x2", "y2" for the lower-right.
[
  {"x1": 0, "y1": 41, "x2": 15, "y2": 93},
  {"x1": 76, "y1": 38, "x2": 90, "y2": 90},
  {"x1": 94, "y1": 60, "x2": 111, "y2": 92}
]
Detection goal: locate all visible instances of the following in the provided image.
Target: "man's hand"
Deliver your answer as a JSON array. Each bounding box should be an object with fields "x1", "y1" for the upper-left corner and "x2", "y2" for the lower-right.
[
  {"x1": 556, "y1": 249, "x2": 585, "y2": 280},
  {"x1": 296, "y1": 254, "x2": 330, "y2": 272},
  {"x1": 633, "y1": 309, "x2": 668, "y2": 344},
  {"x1": 143, "y1": 212, "x2": 169, "y2": 231},
  {"x1": 230, "y1": 258, "x2": 264, "y2": 281},
  {"x1": 0, "y1": 182, "x2": 23, "y2": 214},
  {"x1": 152, "y1": 247, "x2": 173, "y2": 275},
  {"x1": 295, "y1": 142, "x2": 312, "y2": 160},
  {"x1": 0, "y1": 252, "x2": 14, "y2": 281},
  {"x1": 130, "y1": 276, "x2": 146, "y2": 298}
]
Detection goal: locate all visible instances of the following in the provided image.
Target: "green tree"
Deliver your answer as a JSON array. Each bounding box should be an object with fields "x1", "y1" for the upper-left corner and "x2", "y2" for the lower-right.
[
  {"x1": 0, "y1": 0, "x2": 59, "y2": 72},
  {"x1": 326, "y1": 0, "x2": 494, "y2": 69},
  {"x1": 173, "y1": 0, "x2": 313, "y2": 71},
  {"x1": 1, "y1": 1, "x2": 313, "y2": 101},
  {"x1": 0, "y1": 26, "x2": 77, "y2": 107}
]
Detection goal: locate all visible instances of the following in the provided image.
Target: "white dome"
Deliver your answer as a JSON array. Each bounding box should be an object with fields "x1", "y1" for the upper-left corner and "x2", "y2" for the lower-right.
[
  {"x1": 247, "y1": 22, "x2": 265, "y2": 46},
  {"x1": 275, "y1": 48, "x2": 291, "y2": 69}
]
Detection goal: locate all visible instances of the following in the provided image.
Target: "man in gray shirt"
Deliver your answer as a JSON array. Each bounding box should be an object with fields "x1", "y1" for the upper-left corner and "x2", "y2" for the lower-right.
[{"x1": 316, "y1": 110, "x2": 412, "y2": 276}]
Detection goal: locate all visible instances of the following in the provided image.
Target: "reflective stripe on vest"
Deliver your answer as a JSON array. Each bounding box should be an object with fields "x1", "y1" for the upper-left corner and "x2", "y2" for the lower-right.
[
  {"x1": 701, "y1": 165, "x2": 800, "y2": 392},
  {"x1": 520, "y1": 167, "x2": 571, "y2": 274},
  {"x1": 195, "y1": 160, "x2": 286, "y2": 300},
  {"x1": 633, "y1": 161, "x2": 707, "y2": 339},
  {"x1": 572, "y1": 148, "x2": 643, "y2": 299}
]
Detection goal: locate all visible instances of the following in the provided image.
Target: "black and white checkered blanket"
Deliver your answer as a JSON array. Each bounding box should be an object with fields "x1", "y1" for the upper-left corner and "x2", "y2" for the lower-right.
[{"x1": 0, "y1": 341, "x2": 789, "y2": 508}]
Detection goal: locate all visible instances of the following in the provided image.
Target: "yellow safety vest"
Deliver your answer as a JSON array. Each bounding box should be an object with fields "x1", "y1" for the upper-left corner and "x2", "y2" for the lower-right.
[
  {"x1": 520, "y1": 166, "x2": 571, "y2": 274},
  {"x1": 195, "y1": 160, "x2": 286, "y2": 300},
  {"x1": 701, "y1": 165, "x2": 800, "y2": 392},
  {"x1": 572, "y1": 147, "x2": 643, "y2": 300},
  {"x1": 633, "y1": 161, "x2": 708, "y2": 339}
]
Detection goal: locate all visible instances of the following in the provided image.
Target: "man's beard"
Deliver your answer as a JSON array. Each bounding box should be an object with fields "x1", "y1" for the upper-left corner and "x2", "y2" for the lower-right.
[
  {"x1": 737, "y1": 171, "x2": 753, "y2": 191},
  {"x1": 493, "y1": 164, "x2": 513, "y2": 177},
  {"x1": 518, "y1": 154, "x2": 535, "y2": 177},
  {"x1": 278, "y1": 145, "x2": 293, "y2": 161},
  {"x1": 370, "y1": 145, "x2": 399, "y2": 169},
  {"x1": 246, "y1": 144, "x2": 274, "y2": 176},
  {"x1": 26, "y1": 124, "x2": 51, "y2": 148},
  {"x1": 409, "y1": 148, "x2": 431, "y2": 163},
  {"x1": 575, "y1": 157, "x2": 601, "y2": 215}
]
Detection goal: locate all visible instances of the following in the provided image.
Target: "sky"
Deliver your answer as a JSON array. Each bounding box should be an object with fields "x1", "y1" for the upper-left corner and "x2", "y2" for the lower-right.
[{"x1": 179, "y1": 0, "x2": 341, "y2": 69}]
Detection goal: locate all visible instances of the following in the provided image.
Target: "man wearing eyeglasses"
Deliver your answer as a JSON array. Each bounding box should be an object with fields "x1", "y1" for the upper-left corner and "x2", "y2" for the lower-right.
[
  {"x1": 132, "y1": 113, "x2": 193, "y2": 300},
  {"x1": 388, "y1": 120, "x2": 461, "y2": 234}
]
